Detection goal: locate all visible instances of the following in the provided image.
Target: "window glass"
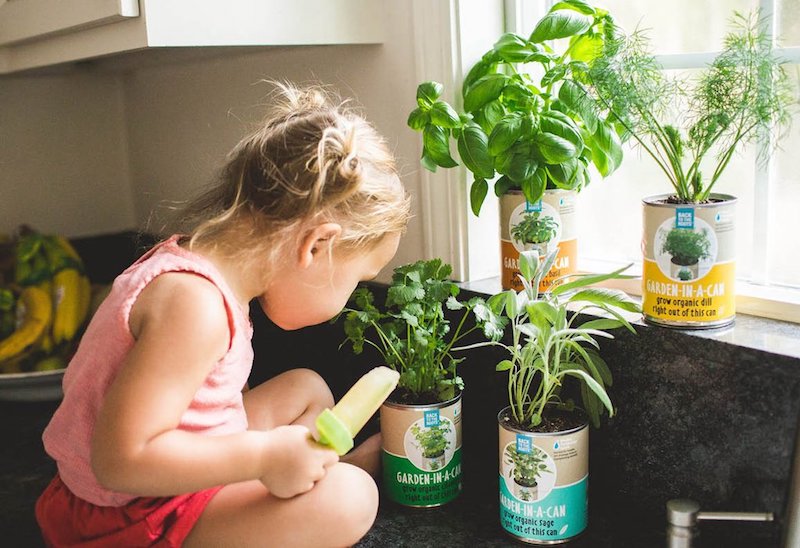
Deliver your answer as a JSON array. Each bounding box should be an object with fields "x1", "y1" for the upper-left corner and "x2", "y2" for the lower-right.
[
  {"x1": 576, "y1": 65, "x2": 757, "y2": 282},
  {"x1": 577, "y1": 146, "x2": 756, "y2": 283},
  {"x1": 778, "y1": 0, "x2": 800, "y2": 46},
  {"x1": 771, "y1": 66, "x2": 800, "y2": 288},
  {"x1": 600, "y1": 0, "x2": 758, "y2": 54}
]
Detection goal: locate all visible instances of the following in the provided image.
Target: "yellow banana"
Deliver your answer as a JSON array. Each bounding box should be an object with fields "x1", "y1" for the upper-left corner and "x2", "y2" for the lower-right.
[
  {"x1": 52, "y1": 268, "x2": 81, "y2": 344},
  {"x1": 0, "y1": 286, "x2": 52, "y2": 362},
  {"x1": 74, "y1": 273, "x2": 92, "y2": 338},
  {"x1": 54, "y1": 236, "x2": 81, "y2": 262},
  {"x1": 35, "y1": 279, "x2": 55, "y2": 354}
]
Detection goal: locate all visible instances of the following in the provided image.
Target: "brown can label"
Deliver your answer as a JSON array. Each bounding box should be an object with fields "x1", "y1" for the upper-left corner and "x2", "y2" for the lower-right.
[
  {"x1": 381, "y1": 396, "x2": 462, "y2": 507},
  {"x1": 500, "y1": 190, "x2": 578, "y2": 291}
]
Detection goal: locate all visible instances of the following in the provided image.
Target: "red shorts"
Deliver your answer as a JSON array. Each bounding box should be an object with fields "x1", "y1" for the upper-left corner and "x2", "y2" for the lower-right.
[{"x1": 35, "y1": 475, "x2": 223, "y2": 547}]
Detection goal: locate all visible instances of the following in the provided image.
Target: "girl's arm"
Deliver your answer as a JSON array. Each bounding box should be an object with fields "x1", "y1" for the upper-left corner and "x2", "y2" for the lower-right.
[{"x1": 91, "y1": 272, "x2": 337, "y2": 498}]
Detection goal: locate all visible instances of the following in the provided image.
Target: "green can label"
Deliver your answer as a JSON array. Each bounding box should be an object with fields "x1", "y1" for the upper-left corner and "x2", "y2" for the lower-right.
[
  {"x1": 499, "y1": 473, "x2": 587, "y2": 541},
  {"x1": 499, "y1": 421, "x2": 588, "y2": 543},
  {"x1": 383, "y1": 448, "x2": 462, "y2": 506},
  {"x1": 381, "y1": 396, "x2": 462, "y2": 507}
]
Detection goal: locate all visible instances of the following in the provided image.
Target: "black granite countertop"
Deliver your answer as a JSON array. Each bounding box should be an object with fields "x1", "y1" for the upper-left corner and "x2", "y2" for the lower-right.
[{"x1": 1, "y1": 242, "x2": 797, "y2": 547}]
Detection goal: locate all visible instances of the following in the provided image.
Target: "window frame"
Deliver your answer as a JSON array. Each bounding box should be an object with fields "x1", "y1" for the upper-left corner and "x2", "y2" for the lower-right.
[{"x1": 413, "y1": 0, "x2": 800, "y2": 323}]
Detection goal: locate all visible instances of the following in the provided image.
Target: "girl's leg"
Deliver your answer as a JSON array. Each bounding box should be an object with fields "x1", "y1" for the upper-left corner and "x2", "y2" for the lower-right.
[
  {"x1": 243, "y1": 368, "x2": 334, "y2": 433},
  {"x1": 184, "y1": 462, "x2": 379, "y2": 548},
  {"x1": 244, "y1": 369, "x2": 381, "y2": 476}
]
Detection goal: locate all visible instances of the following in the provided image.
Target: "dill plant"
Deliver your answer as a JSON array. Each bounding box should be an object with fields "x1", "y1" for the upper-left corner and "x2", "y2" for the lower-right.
[{"x1": 589, "y1": 11, "x2": 795, "y2": 203}]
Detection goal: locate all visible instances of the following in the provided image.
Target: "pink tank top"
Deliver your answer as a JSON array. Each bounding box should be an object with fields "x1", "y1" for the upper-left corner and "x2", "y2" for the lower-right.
[{"x1": 42, "y1": 236, "x2": 254, "y2": 507}]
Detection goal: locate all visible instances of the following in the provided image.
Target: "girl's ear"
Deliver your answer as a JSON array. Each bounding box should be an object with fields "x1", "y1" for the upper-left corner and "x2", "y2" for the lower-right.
[{"x1": 298, "y1": 223, "x2": 342, "y2": 268}]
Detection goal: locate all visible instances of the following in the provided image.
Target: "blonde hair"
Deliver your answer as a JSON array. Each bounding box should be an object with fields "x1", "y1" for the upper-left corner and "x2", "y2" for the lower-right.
[{"x1": 179, "y1": 81, "x2": 410, "y2": 275}]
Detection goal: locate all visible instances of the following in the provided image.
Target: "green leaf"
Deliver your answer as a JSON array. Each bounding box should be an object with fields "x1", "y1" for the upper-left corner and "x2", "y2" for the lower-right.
[
  {"x1": 533, "y1": 132, "x2": 578, "y2": 164},
  {"x1": 463, "y1": 58, "x2": 495, "y2": 96},
  {"x1": 540, "y1": 112, "x2": 583, "y2": 149},
  {"x1": 470, "y1": 178, "x2": 489, "y2": 216},
  {"x1": 482, "y1": 100, "x2": 506, "y2": 129},
  {"x1": 420, "y1": 148, "x2": 438, "y2": 172},
  {"x1": 530, "y1": 11, "x2": 593, "y2": 43},
  {"x1": 458, "y1": 124, "x2": 495, "y2": 179},
  {"x1": 423, "y1": 125, "x2": 458, "y2": 168},
  {"x1": 493, "y1": 33, "x2": 534, "y2": 63},
  {"x1": 580, "y1": 380, "x2": 601, "y2": 428},
  {"x1": 551, "y1": 0, "x2": 596, "y2": 15},
  {"x1": 388, "y1": 283, "x2": 426, "y2": 305},
  {"x1": 430, "y1": 101, "x2": 461, "y2": 128},
  {"x1": 579, "y1": 318, "x2": 625, "y2": 331},
  {"x1": 521, "y1": 171, "x2": 546, "y2": 204},
  {"x1": 550, "y1": 263, "x2": 634, "y2": 295},
  {"x1": 570, "y1": 33, "x2": 604, "y2": 64},
  {"x1": 496, "y1": 359, "x2": 514, "y2": 372},
  {"x1": 585, "y1": 347, "x2": 613, "y2": 386},
  {"x1": 504, "y1": 290, "x2": 519, "y2": 319},
  {"x1": 417, "y1": 81, "x2": 444, "y2": 108},
  {"x1": 541, "y1": 64, "x2": 568, "y2": 87},
  {"x1": 526, "y1": 300, "x2": 558, "y2": 325},
  {"x1": 506, "y1": 152, "x2": 538, "y2": 184},
  {"x1": 566, "y1": 369, "x2": 613, "y2": 415},
  {"x1": 546, "y1": 158, "x2": 580, "y2": 188},
  {"x1": 592, "y1": 120, "x2": 623, "y2": 174},
  {"x1": 0, "y1": 288, "x2": 14, "y2": 311},
  {"x1": 464, "y1": 74, "x2": 508, "y2": 113},
  {"x1": 569, "y1": 287, "x2": 641, "y2": 314},
  {"x1": 488, "y1": 114, "x2": 524, "y2": 156},
  {"x1": 487, "y1": 292, "x2": 507, "y2": 315},
  {"x1": 407, "y1": 108, "x2": 430, "y2": 131},
  {"x1": 494, "y1": 175, "x2": 517, "y2": 197},
  {"x1": 558, "y1": 79, "x2": 598, "y2": 133}
]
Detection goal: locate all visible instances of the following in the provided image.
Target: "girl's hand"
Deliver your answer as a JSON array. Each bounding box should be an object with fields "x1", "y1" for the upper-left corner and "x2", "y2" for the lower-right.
[{"x1": 260, "y1": 425, "x2": 339, "y2": 498}]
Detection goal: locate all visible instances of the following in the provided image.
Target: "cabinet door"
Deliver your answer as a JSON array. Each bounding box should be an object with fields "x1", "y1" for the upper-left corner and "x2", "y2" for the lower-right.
[{"x1": 0, "y1": 0, "x2": 139, "y2": 46}]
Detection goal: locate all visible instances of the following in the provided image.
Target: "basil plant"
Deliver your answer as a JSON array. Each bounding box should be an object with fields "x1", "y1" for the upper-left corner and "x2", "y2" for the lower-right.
[{"x1": 408, "y1": 0, "x2": 626, "y2": 216}]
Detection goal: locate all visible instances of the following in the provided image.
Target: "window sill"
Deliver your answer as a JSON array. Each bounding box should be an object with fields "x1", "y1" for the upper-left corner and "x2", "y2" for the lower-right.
[{"x1": 458, "y1": 276, "x2": 800, "y2": 363}]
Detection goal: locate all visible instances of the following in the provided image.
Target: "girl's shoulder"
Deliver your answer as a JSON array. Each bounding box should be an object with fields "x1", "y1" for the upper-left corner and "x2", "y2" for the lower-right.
[{"x1": 128, "y1": 269, "x2": 230, "y2": 352}]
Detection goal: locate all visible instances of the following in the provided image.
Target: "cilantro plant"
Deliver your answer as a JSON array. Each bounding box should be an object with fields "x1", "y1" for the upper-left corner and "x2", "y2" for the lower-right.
[
  {"x1": 407, "y1": 0, "x2": 625, "y2": 216},
  {"x1": 411, "y1": 422, "x2": 452, "y2": 460},
  {"x1": 511, "y1": 212, "x2": 560, "y2": 246},
  {"x1": 342, "y1": 259, "x2": 506, "y2": 404}
]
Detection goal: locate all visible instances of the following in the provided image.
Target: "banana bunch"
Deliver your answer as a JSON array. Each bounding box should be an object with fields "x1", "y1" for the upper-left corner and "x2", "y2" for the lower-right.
[
  {"x1": 42, "y1": 236, "x2": 91, "y2": 346},
  {"x1": 0, "y1": 285, "x2": 52, "y2": 371},
  {"x1": 0, "y1": 229, "x2": 92, "y2": 373}
]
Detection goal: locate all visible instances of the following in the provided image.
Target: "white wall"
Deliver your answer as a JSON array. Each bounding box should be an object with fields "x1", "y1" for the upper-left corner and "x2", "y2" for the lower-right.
[
  {"x1": 0, "y1": 70, "x2": 135, "y2": 237},
  {"x1": 0, "y1": 0, "x2": 425, "y2": 273}
]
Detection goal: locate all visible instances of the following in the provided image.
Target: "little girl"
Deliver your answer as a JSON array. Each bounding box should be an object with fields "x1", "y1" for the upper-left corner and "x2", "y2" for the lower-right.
[{"x1": 35, "y1": 82, "x2": 410, "y2": 547}]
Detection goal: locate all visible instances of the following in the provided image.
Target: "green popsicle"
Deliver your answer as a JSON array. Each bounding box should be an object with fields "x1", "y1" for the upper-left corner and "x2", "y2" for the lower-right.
[{"x1": 316, "y1": 366, "x2": 399, "y2": 455}]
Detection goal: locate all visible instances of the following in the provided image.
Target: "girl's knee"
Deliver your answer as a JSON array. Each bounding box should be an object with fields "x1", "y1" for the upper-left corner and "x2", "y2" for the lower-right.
[
  {"x1": 289, "y1": 368, "x2": 334, "y2": 409},
  {"x1": 320, "y1": 464, "x2": 379, "y2": 544}
]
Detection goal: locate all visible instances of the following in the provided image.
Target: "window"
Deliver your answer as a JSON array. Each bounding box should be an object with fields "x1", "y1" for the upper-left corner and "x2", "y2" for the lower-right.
[{"x1": 413, "y1": 0, "x2": 799, "y2": 321}]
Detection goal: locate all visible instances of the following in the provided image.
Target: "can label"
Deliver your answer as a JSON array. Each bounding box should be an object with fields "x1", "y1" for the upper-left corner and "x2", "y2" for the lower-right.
[
  {"x1": 500, "y1": 190, "x2": 577, "y2": 291},
  {"x1": 498, "y1": 422, "x2": 588, "y2": 543},
  {"x1": 381, "y1": 396, "x2": 462, "y2": 507},
  {"x1": 642, "y1": 195, "x2": 736, "y2": 327}
]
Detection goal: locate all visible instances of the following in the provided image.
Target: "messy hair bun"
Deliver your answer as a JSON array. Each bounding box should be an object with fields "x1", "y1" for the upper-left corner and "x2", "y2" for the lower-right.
[{"x1": 181, "y1": 81, "x2": 409, "y2": 269}]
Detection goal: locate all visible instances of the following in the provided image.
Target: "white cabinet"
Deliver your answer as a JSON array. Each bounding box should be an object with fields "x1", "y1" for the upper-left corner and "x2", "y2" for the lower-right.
[{"x1": 0, "y1": 0, "x2": 384, "y2": 74}]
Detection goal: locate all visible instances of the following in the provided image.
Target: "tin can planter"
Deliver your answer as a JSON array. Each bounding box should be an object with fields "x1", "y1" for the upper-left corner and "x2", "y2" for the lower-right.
[
  {"x1": 498, "y1": 408, "x2": 588, "y2": 544},
  {"x1": 381, "y1": 393, "x2": 462, "y2": 507},
  {"x1": 642, "y1": 193, "x2": 736, "y2": 328},
  {"x1": 500, "y1": 189, "x2": 578, "y2": 291}
]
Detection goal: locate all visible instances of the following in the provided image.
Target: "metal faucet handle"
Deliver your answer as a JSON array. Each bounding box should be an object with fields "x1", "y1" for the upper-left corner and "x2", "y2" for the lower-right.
[{"x1": 666, "y1": 499, "x2": 775, "y2": 548}]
